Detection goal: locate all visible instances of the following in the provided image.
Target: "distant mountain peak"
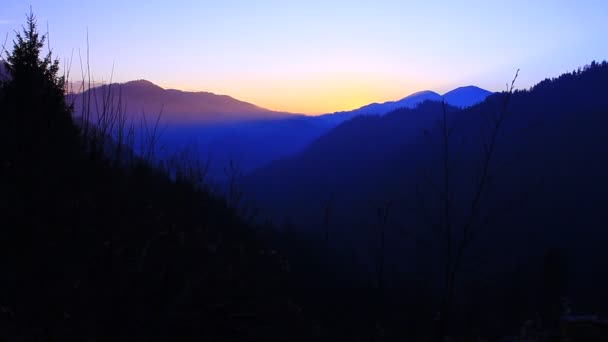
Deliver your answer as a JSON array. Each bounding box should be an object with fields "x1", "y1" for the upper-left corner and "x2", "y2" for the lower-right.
[
  {"x1": 448, "y1": 85, "x2": 482, "y2": 91},
  {"x1": 442, "y1": 86, "x2": 493, "y2": 108},
  {"x1": 72, "y1": 78, "x2": 293, "y2": 124},
  {"x1": 355, "y1": 90, "x2": 442, "y2": 115},
  {"x1": 121, "y1": 79, "x2": 165, "y2": 91},
  {"x1": 403, "y1": 90, "x2": 441, "y2": 99}
]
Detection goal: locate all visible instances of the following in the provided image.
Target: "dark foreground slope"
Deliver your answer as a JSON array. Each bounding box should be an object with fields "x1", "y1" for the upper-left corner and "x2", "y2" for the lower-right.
[{"x1": 0, "y1": 15, "x2": 313, "y2": 342}]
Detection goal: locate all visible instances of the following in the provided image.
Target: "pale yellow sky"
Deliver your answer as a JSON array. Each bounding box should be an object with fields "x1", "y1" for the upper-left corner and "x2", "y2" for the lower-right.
[{"x1": 160, "y1": 72, "x2": 442, "y2": 115}]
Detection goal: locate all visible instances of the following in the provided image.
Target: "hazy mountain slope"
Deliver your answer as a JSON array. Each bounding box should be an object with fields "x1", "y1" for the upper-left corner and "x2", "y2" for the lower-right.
[
  {"x1": 318, "y1": 90, "x2": 442, "y2": 125},
  {"x1": 70, "y1": 79, "x2": 293, "y2": 124},
  {"x1": 245, "y1": 100, "x2": 452, "y2": 226},
  {"x1": 159, "y1": 116, "x2": 333, "y2": 181},
  {"x1": 68, "y1": 80, "x2": 329, "y2": 179},
  {"x1": 351, "y1": 90, "x2": 442, "y2": 115}
]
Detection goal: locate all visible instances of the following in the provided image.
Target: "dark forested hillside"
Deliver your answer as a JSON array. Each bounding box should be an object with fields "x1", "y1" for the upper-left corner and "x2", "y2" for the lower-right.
[
  {"x1": 247, "y1": 61, "x2": 608, "y2": 232},
  {"x1": 245, "y1": 61, "x2": 608, "y2": 337}
]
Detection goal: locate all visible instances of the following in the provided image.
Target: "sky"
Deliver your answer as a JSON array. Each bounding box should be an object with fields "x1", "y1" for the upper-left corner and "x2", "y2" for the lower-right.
[{"x1": 1, "y1": 0, "x2": 607, "y2": 114}]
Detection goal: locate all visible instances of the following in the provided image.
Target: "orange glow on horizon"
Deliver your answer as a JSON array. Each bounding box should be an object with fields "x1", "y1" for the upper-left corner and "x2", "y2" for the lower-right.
[{"x1": 161, "y1": 74, "x2": 431, "y2": 115}]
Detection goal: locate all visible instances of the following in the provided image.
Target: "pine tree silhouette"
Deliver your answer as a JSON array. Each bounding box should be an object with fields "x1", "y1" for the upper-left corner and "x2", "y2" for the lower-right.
[
  {"x1": 1, "y1": 9, "x2": 79, "y2": 187},
  {"x1": 0, "y1": 11, "x2": 84, "y2": 339}
]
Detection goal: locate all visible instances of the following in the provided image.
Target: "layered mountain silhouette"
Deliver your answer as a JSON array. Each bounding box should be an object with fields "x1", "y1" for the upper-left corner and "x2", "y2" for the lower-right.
[
  {"x1": 348, "y1": 90, "x2": 442, "y2": 115},
  {"x1": 70, "y1": 79, "x2": 293, "y2": 124},
  {"x1": 71, "y1": 80, "x2": 491, "y2": 180},
  {"x1": 246, "y1": 63, "x2": 608, "y2": 230},
  {"x1": 67, "y1": 80, "x2": 495, "y2": 186},
  {"x1": 318, "y1": 86, "x2": 492, "y2": 125},
  {"x1": 71, "y1": 80, "x2": 491, "y2": 127}
]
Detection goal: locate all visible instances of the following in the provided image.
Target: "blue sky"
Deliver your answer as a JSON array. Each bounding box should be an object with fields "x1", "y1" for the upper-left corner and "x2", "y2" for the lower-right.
[{"x1": 1, "y1": 0, "x2": 607, "y2": 113}]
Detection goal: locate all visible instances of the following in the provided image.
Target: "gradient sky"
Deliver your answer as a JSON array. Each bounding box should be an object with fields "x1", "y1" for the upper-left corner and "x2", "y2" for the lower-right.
[{"x1": 1, "y1": 0, "x2": 607, "y2": 114}]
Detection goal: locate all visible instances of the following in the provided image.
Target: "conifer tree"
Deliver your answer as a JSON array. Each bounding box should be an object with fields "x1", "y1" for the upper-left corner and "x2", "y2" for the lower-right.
[{"x1": 1, "y1": 9, "x2": 78, "y2": 172}]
